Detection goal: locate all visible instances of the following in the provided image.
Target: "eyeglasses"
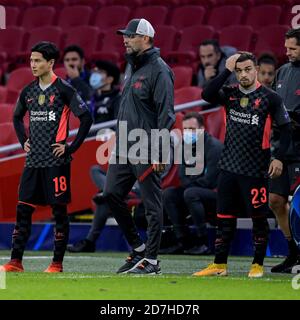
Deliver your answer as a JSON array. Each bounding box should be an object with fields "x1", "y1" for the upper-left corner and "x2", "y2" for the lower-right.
[{"x1": 123, "y1": 34, "x2": 140, "y2": 39}]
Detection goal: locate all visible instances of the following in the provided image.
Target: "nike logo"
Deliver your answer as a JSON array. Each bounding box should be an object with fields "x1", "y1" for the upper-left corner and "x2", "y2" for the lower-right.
[
  {"x1": 55, "y1": 192, "x2": 65, "y2": 197},
  {"x1": 27, "y1": 98, "x2": 33, "y2": 103},
  {"x1": 229, "y1": 97, "x2": 238, "y2": 101},
  {"x1": 253, "y1": 203, "x2": 264, "y2": 209}
]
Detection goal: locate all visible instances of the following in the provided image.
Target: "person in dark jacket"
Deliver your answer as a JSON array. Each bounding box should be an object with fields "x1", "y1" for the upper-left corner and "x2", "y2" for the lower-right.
[
  {"x1": 63, "y1": 45, "x2": 91, "y2": 102},
  {"x1": 103, "y1": 18, "x2": 175, "y2": 275},
  {"x1": 269, "y1": 28, "x2": 300, "y2": 273},
  {"x1": 88, "y1": 60, "x2": 121, "y2": 124},
  {"x1": 162, "y1": 112, "x2": 223, "y2": 255}
]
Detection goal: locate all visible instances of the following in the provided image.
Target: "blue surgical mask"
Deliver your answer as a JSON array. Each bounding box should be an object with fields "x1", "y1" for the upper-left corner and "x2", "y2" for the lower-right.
[
  {"x1": 89, "y1": 72, "x2": 105, "y2": 90},
  {"x1": 183, "y1": 131, "x2": 198, "y2": 144}
]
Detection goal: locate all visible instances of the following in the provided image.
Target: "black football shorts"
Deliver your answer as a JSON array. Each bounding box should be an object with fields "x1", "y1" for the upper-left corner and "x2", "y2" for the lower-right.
[{"x1": 18, "y1": 163, "x2": 71, "y2": 206}]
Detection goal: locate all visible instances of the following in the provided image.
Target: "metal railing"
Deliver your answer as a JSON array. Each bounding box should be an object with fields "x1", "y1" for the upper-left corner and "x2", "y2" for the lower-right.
[{"x1": 0, "y1": 99, "x2": 217, "y2": 155}]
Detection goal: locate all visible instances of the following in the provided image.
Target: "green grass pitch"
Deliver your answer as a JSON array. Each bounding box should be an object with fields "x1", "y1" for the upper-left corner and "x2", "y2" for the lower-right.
[{"x1": 0, "y1": 251, "x2": 298, "y2": 300}]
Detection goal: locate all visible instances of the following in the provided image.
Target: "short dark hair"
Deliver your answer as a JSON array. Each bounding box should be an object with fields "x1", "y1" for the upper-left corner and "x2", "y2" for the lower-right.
[
  {"x1": 183, "y1": 112, "x2": 204, "y2": 128},
  {"x1": 236, "y1": 51, "x2": 257, "y2": 66},
  {"x1": 31, "y1": 41, "x2": 60, "y2": 62},
  {"x1": 94, "y1": 60, "x2": 120, "y2": 86},
  {"x1": 285, "y1": 28, "x2": 300, "y2": 46},
  {"x1": 257, "y1": 53, "x2": 277, "y2": 67},
  {"x1": 63, "y1": 45, "x2": 85, "y2": 59},
  {"x1": 199, "y1": 39, "x2": 221, "y2": 54}
]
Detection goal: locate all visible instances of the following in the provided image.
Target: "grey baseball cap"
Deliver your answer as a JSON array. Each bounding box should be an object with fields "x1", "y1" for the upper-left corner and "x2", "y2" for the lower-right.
[{"x1": 117, "y1": 18, "x2": 155, "y2": 38}]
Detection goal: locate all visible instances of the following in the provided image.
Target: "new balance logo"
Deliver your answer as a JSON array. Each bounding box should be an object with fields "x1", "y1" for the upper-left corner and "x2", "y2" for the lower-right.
[
  {"x1": 251, "y1": 115, "x2": 259, "y2": 125},
  {"x1": 48, "y1": 111, "x2": 56, "y2": 121}
]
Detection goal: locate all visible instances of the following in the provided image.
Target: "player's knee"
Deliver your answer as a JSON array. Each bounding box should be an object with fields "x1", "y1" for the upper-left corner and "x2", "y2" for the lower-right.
[{"x1": 269, "y1": 193, "x2": 286, "y2": 211}]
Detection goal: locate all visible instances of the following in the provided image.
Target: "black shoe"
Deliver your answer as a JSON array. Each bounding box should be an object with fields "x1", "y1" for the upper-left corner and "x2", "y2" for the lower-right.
[
  {"x1": 67, "y1": 239, "x2": 96, "y2": 253},
  {"x1": 116, "y1": 250, "x2": 145, "y2": 274},
  {"x1": 271, "y1": 254, "x2": 299, "y2": 273},
  {"x1": 184, "y1": 244, "x2": 210, "y2": 255},
  {"x1": 92, "y1": 192, "x2": 105, "y2": 205},
  {"x1": 159, "y1": 243, "x2": 184, "y2": 254},
  {"x1": 128, "y1": 260, "x2": 161, "y2": 275}
]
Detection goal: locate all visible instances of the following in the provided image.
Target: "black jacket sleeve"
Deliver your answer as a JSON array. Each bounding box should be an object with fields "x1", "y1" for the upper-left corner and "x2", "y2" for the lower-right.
[
  {"x1": 272, "y1": 123, "x2": 291, "y2": 162},
  {"x1": 13, "y1": 88, "x2": 28, "y2": 149},
  {"x1": 153, "y1": 70, "x2": 176, "y2": 131},
  {"x1": 202, "y1": 68, "x2": 233, "y2": 105}
]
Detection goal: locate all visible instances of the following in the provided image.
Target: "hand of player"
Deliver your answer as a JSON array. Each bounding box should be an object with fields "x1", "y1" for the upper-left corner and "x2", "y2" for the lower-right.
[
  {"x1": 268, "y1": 159, "x2": 283, "y2": 179},
  {"x1": 65, "y1": 64, "x2": 80, "y2": 79},
  {"x1": 51, "y1": 143, "x2": 66, "y2": 157},
  {"x1": 152, "y1": 162, "x2": 166, "y2": 173},
  {"x1": 204, "y1": 65, "x2": 217, "y2": 80},
  {"x1": 24, "y1": 139, "x2": 30, "y2": 153},
  {"x1": 225, "y1": 53, "x2": 241, "y2": 72}
]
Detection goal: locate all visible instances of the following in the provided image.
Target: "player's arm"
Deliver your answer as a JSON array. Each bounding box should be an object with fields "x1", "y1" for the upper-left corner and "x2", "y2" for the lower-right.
[
  {"x1": 268, "y1": 93, "x2": 291, "y2": 178},
  {"x1": 52, "y1": 83, "x2": 93, "y2": 157},
  {"x1": 66, "y1": 90, "x2": 93, "y2": 155},
  {"x1": 13, "y1": 88, "x2": 29, "y2": 150},
  {"x1": 202, "y1": 53, "x2": 241, "y2": 105}
]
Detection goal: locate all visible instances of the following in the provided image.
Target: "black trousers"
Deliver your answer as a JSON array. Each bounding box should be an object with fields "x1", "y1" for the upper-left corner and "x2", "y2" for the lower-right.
[{"x1": 103, "y1": 163, "x2": 162, "y2": 259}]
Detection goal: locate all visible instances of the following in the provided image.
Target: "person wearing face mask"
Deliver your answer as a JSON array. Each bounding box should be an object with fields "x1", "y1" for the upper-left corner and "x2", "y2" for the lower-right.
[
  {"x1": 88, "y1": 60, "x2": 121, "y2": 124},
  {"x1": 161, "y1": 112, "x2": 223, "y2": 255}
]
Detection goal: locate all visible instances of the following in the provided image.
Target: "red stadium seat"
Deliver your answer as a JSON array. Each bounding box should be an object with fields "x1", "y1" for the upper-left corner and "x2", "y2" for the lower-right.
[
  {"x1": 109, "y1": 0, "x2": 143, "y2": 7},
  {"x1": 58, "y1": 5, "x2": 93, "y2": 28},
  {"x1": 132, "y1": 6, "x2": 168, "y2": 27},
  {"x1": 54, "y1": 67, "x2": 67, "y2": 80},
  {"x1": 219, "y1": 25, "x2": 254, "y2": 51},
  {"x1": 166, "y1": 26, "x2": 215, "y2": 66},
  {"x1": 0, "y1": 27, "x2": 25, "y2": 61},
  {"x1": 254, "y1": 0, "x2": 293, "y2": 8},
  {"x1": 93, "y1": 6, "x2": 131, "y2": 30},
  {"x1": 16, "y1": 27, "x2": 62, "y2": 64},
  {"x1": 64, "y1": 26, "x2": 100, "y2": 59},
  {"x1": 170, "y1": 6, "x2": 205, "y2": 29},
  {"x1": 246, "y1": 5, "x2": 282, "y2": 28},
  {"x1": 205, "y1": 108, "x2": 226, "y2": 142},
  {"x1": 172, "y1": 66, "x2": 193, "y2": 90},
  {"x1": 93, "y1": 26, "x2": 125, "y2": 62},
  {"x1": 71, "y1": 0, "x2": 105, "y2": 7},
  {"x1": 0, "y1": 87, "x2": 8, "y2": 103},
  {"x1": 5, "y1": 7, "x2": 20, "y2": 26},
  {"x1": 32, "y1": 0, "x2": 67, "y2": 7},
  {"x1": 4, "y1": 67, "x2": 35, "y2": 103},
  {"x1": 207, "y1": 6, "x2": 244, "y2": 29},
  {"x1": 174, "y1": 86, "x2": 202, "y2": 105},
  {"x1": 21, "y1": 6, "x2": 56, "y2": 30},
  {"x1": 153, "y1": 25, "x2": 178, "y2": 57},
  {"x1": 181, "y1": 0, "x2": 215, "y2": 8},
  {"x1": 150, "y1": 0, "x2": 179, "y2": 7},
  {"x1": 0, "y1": 104, "x2": 14, "y2": 124},
  {"x1": 0, "y1": 122, "x2": 18, "y2": 148},
  {"x1": 0, "y1": 0, "x2": 32, "y2": 7},
  {"x1": 254, "y1": 25, "x2": 290, "y2": 61},
  {"x1": 214, "y1": 0, "x2": 254, "y2": 8}
]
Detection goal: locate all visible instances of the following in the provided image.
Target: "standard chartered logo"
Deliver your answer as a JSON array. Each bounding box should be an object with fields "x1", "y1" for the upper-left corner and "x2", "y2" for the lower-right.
[
  {"x1": 251, "y1": 115, "x2": 259, "y2": 125},
  {"x1": 48, "y1": 111, "x2": 56, "y2": 121},
  {"x1": 291, "y1": 265, "x2": 300, "y2": 290}
]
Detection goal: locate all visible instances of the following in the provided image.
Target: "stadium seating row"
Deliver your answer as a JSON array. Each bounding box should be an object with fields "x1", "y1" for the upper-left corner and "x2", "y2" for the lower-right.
[
  {"x1": 0, "y1": 24, "x2": 289, "y2": 69},
  {"x1": 4, "y1": 4, "x2": 294, "y2": 30}
]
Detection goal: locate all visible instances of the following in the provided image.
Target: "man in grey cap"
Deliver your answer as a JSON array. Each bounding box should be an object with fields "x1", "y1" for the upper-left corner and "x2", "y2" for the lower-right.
[{"x1": 103, "y1": 18, "x2": 175, "y2": 274}]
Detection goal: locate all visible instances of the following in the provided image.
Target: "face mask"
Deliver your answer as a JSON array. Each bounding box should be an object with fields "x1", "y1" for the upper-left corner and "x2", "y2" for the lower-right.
[
  {"x1": 183, "y1": 131, "x2": 198, "y2": 144},
  {"x1": 89, "y1": 72, "x2": 105, "y2": 90}
]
